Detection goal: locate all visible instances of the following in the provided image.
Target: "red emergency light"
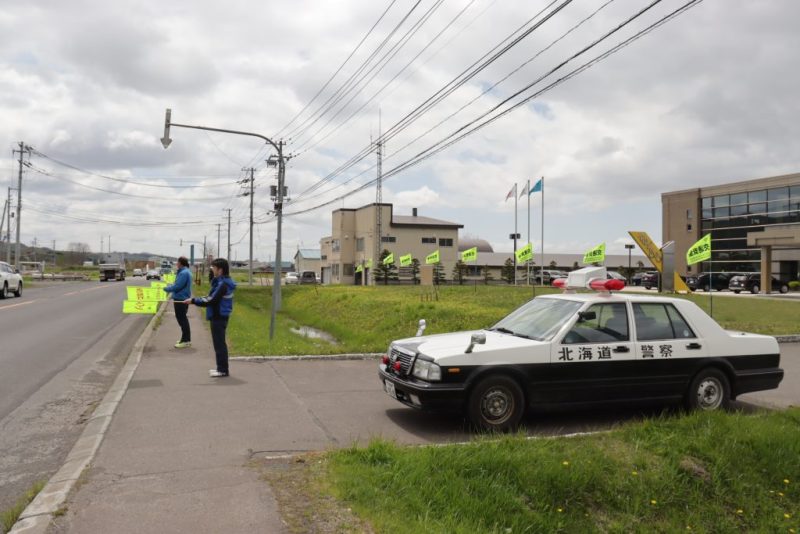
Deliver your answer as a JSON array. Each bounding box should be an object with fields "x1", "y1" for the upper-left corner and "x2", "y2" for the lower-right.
[{"x1": 588, "y1": 278, "x2": 626, "y2": 291}]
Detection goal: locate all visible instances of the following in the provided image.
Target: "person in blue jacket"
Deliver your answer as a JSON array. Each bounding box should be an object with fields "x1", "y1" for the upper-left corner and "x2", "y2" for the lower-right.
[
  {"x1": 183, "y1": 258, "x2": 236, "y2": 378},
  {"x1": 164, "y1": 256, "x2": 193, "y2": 348}
]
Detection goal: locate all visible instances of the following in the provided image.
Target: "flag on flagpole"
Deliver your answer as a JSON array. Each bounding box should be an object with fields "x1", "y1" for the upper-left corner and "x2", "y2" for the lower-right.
[
  {"x1": 529, "y1": 178, "x2": 543, "y2": 195},
  {"x1": 582, "y1": 243, "x2": 606, "y2": 265},
  {"x1": 505, "y1": 183, "x2": 517, "y2": 201},
  {"x1": 399, "y1": 254, "x2": 413, "y2": 267},
  {"x1": 425, "y1": 250, "x2": 440, "y2": 264},
  {"x1": 519, "y1": 180, "x2": 529, "y2": 199},
  {"x1": 461, "y1": 247, "x2": 478, "y2": 263},
  {"x1": 686, "y1": 234, "x2": 711, "y2": 265}
]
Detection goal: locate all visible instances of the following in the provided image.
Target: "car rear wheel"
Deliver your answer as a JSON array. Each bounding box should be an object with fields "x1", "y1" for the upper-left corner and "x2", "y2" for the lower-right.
[
  {"x1": 685, "y1": 368, "x2": 730, "y2": 411},
  {"x1": 733, "y1": 290, "x2": 740, "y2": 294},
  {"x1": 780, "y1": 284, "x2": 789, "y2": 294},
  {"x1": 0, "y1": 283, "x2": 7, "y2": 299},
  {"x1": 14, "y1": 282, "x2": 22, "y2": 297},
  {"x1": 467, "y1": 375, "x2": 525, "y2": 432},
  {"x1": 751, "y1": 284, "x2": 760, "y2": 294}
]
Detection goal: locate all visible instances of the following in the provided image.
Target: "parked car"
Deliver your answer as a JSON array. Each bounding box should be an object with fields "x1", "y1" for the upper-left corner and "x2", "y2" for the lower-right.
[
  {"x1": 146, "y1": 270, "x2": 161, "y2": 280},
  {"x1": 537, "y1": 270, "x2": 566, "y2": 285},
  {"x1": 631, "y1": 272, "x2": 645, "y2": 286},
  {"x1": 686, "y1": 273, "x2": 733, "y2": 292},
  {"x1": 607, "y1": 271, "x2": 626, "y2": 282},
  {"x1": 729, "y1": 273, "x2": 789, "y2": 294},
  {"x1": 133, "y1": 268, "x2": 143, "y2": 277},
  {"x1": 285, "y1": 272, "x2": 299, "y2": 284},
  {"x1": 641, "y1": 271, "x2": 660, "y2": 290},
  {"x1": 379, "y1": 267, "x2": 783, "y2": 431},
  {"x1": 0, "y1": 261, "x2": 23, "y2": 298},
  {"x1": 299, "y1": 271, "x2": 318, "y2": 284}
]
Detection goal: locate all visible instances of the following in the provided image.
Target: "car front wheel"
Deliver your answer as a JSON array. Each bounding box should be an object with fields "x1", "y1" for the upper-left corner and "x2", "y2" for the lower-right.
[
  {"x1": 467, "y1": 375, "x2": 525, "y2": 432},
  {"x1": 780, "y1": 284, "x2": 789, "y2": 294},
  {"x1": 14, "y1": 282, "x2": 22, "y2": 297},
  {"x1": 733, "y1": 290, "x2": 740, "y2": 294},
  {"x1": 685, "y1": 368, "x2": 730, "y2": 411},
  {"x1": 751, "y1": 285, "x2": 760, "y2": 294}
]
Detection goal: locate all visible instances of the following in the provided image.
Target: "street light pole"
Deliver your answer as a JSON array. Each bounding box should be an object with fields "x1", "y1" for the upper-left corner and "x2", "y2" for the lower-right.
[
  {"x1": 625, "y1": 243, "x2": 635, "y2": 283},
  {"x1": 160, "y1": 109, "x2": 287, "y2": 339}
]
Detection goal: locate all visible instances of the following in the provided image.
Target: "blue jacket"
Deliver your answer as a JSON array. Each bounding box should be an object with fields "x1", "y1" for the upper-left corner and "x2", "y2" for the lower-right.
[
  {"x1": 192, "y1": 276, "x2": 236, "y2": 320},
  {"x1": 164, "y1": 266, "x2": 193, "y2": 301}
]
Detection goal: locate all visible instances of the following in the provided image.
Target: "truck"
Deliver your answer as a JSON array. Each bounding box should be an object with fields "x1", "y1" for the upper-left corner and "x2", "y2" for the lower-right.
[{"x1": 99, "y1": 263, "x2": 125, "y2": 282}]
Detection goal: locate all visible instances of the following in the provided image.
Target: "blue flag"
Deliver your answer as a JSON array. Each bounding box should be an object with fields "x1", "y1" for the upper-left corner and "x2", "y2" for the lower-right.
[{"x1": 529, "y1": 178, "x2": 543, "y2": 195}]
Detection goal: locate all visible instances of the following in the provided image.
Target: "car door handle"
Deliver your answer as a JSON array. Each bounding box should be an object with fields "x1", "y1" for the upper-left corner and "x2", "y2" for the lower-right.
[
  {"x1": 613, "y1": 346, "x2": 630, "y2": 353},
  {"x1": 686, "y1": 342, "x2": 702, "y2": 350}
]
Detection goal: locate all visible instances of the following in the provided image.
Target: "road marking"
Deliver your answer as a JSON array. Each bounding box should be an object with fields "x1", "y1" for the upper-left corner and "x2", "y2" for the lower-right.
[
  {"x1": 64, "y1": 284, "x2": 120, "y2": 297},
  {"x1": 0, "y1": 300, "x2": 36, "y2": 311}
]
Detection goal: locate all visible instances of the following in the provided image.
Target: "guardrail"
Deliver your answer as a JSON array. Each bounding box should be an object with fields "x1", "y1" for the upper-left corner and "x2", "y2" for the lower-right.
[{"x1": 30, "y1": 272, "x2": 90, "y2": 281}]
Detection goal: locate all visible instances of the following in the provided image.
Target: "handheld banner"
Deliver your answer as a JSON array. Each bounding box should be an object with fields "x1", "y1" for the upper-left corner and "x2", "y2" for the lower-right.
[
  {"x1": 127, "y1": 287, "x2": 167, "y2": 302},
  {"x1": 686, "y1": 234, "x2": 711, "y2": 265},
  {"x1": 383, "y1": 253, "x2": 394, "y2": 265},
  {"x1": 425, "y1": 250, "x2": 440, "y2": 264},
  {"x1": 150, "y1": 281, "x2": 167, "y2": 290},
  {"x1": 355, "y1": 264, "x2": 363, "y2": 273},
  {"x1": 515, "y1": 243, "x2": 533, "y2": 263},
  {"x1": 582, "y1": 242, "x2": 606, "y2": 264},
  {"x1": 400, "y1": 254, "x2": 413, "y2": 267},
  {"x1": 123, "y1": 300, "x2": 158, "y2": 314},
  {"x1": 461, "y1": 246, "x2": 478, "y2": 263}
]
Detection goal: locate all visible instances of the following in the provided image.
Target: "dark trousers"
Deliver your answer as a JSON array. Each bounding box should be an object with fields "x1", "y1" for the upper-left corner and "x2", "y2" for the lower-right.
[
  {"x1": 210, "y1": 317, "x2": 229, "y2": 374},
  {"x1": 173, "y1": 302, "x2": 191, "y2": 343}
]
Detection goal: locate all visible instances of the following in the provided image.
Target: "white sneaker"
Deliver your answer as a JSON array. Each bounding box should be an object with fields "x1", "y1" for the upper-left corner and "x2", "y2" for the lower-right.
[{"x1": 209, "y1": 370, "x2": 228, "y2": 377}]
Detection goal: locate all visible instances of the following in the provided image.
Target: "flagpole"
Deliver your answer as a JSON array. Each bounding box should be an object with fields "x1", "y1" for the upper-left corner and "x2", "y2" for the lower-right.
[
  {"x1": 526, "y1": 178, "x2": 530, "y2": 286},
  {"x1": 514, "y1": 183, "x2": 518, "y2": 286},
  {"x1": 540, "y1": 177, "x2": 544, "y2": 286}
]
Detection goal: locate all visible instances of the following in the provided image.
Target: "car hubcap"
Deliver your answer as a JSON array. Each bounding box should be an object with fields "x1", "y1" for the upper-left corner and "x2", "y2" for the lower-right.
[
  {"x1": 696, "y1": 378, "x2": 723, "y2": 410},
  {"x1": 481, "y1": 387, "x2": 513, "y2": 423}
]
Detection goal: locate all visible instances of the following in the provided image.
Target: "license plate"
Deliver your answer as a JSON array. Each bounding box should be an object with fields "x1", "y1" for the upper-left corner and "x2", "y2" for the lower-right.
[{"x1": 384, "y1": 380, "x2": 397, "y2": 399}]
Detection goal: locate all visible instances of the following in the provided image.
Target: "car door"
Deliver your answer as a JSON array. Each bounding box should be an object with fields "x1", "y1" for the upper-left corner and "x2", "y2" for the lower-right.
[
  {"x1": 545, "y1": 302, "x2": 636, "y2": 404},
  {"x1": 631, "y1": 302, "x2": 708, "y2": 399}
]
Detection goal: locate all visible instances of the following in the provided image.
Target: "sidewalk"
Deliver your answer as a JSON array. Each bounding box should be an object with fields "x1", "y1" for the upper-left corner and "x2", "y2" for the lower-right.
[{"x1": 50, "y1": 305, "x2": 287, "y2": 533}]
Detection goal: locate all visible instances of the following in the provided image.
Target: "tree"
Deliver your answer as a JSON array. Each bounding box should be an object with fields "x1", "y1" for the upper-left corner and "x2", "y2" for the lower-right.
[
  {"x1": 549, "y1": 260, "x2": 558, "y2": 268},
  {"x1": 66, "y1": 242, "x2": 91, "y2": 266},
  {"x1": 502, "y1": 258, "x2": 515, "y2": 284},
  {"x1": 452, "y1": 260, "x2": 467, "y2": 285},
  {"x1": 637, "y1": 260, "x2": 645, "y2": 269},
  {"x1": 433, "y1": 262, "x2": 446, "y2": 285},
  {"x1": 572, "y1": 261, "x2": 579, "y2": 270},
  {"x1": 374, "y1": 249, "x2": 398, "y2": 285},
  {"x1": 482, "y1": 264, "x2": 494, "y2": 285},
  {"x1": 411, "y1": 258, "x2": 420, "y2": 285}
]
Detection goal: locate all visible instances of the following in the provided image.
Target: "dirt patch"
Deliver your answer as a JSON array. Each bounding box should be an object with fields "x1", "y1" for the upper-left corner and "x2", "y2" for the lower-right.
[{"x1": 253, "y1": 453, "x2": 373, "y2": 534}]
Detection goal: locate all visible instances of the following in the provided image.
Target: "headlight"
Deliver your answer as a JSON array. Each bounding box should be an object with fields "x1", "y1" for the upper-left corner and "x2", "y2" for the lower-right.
[{"x1": 412, "y1": 358, "x2": 441, "y2": 381}]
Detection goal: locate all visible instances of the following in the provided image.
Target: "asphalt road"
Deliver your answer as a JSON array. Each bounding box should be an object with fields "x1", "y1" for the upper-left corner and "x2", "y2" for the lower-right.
[{"x1": 0, "y1": 278, "x2": 150, "y2": 515}]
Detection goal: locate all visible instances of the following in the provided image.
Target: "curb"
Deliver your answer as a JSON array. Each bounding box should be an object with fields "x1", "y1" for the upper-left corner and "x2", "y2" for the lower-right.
[
  {"x1": 775, "y1": 335, "x2": 800, "y2": 343},
  {"x1": 232, "y1": 353, "x2": 383, "y2": 362},
  {"x1": 9, "y1": 302, "x2": 168, "y2": 534}
]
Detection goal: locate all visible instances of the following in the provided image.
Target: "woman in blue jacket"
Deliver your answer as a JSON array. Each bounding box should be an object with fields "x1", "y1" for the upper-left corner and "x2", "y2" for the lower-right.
[
  {"x1": 183, "y1": 258, "x2": 236, "y2": 378},
  {"x1": 164, "y1": 256, "x2": 193, "y2": 348}
]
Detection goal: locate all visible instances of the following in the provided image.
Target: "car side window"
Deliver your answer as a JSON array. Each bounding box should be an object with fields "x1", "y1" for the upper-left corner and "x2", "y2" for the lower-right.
[
  {"x1": 563, "y1": 303, "x2": 629, "y2": 344},
  {"x1": 633, "y1": 303, "x2": 696, "y2": 341}
]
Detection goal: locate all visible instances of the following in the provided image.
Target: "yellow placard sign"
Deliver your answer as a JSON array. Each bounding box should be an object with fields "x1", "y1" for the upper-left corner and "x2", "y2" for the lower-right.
[
  {"x1": 123, "y1": 300, "x2": 158, "y2": 314},
  {"x1": 425, "y1": 250, "x2": 440, "y2": 264},
  {"x1": 127, "y1": 287, "x2": 167, "y2": 301},
  {"x1": 163, "y1": 274, "x2": 176, "y2": 284},
  {"x1": 399, "y1": 254, "x2": 413, "y2": 267},
  {"x1": 383, "y1": 253, "x2": 394, "y2": 265},
  {"x1": 515, "y1": 243, "x2": 533, "y2": 263},
  {"x1": 686, "y1": 233, "x2": 711, "y2": 265},
  {"x1": 150, "y1": 281, "x2": 167, "y2": 290}
]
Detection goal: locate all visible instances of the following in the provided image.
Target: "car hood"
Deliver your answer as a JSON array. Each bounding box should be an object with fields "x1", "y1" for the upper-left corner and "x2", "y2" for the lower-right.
[{"x1": 393, "y1": 330, "x2": 544, "y2": 361}]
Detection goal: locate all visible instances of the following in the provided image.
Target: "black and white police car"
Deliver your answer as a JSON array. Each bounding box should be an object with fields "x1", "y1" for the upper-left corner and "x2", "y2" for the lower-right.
[{"x1": 378, "y1": 267, "x2": 783, "y2": 431}]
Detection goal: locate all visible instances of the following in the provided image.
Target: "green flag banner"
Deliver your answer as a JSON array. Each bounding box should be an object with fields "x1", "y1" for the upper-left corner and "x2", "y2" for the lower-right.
[
  {"x1": 515, "y1": 243, "x2": 533, "y2": 263},
  {"x1": 366, "y1": 259, "x2": 372, "y2": 269},
  {"x1": 127, "y1": 287, "x2": 167, "y2": 302},
  {"x1": 383, "y1": 253, "x2": 394, "y2": 265},
  {"x1": 123, "y1": 300, "x2": 158, "y2": 314},
  {"x1": 686, "y1": 233, "x2": 711, "y2": 265},
  {"x1": 425, "y1": 250, "x2": 440, "y2": 264},
  {"x1": 355, "y1": 264, "x2": 363, "y2": 273},
  {"x1": 150, "y1": 281, "x2": 167, "y2": 290},
  {"x1": 163, "y1": 273, "x2": 176, "y2": 284},
  {"x1": 582, "y1": 242, "x2": 606, "y2": 264},
  {"x1": 461, "y1": 246, "x2": 478, "y2": 263},
  {"x1": 400, "y1": 254, "x2": 413, "y2": 267}
]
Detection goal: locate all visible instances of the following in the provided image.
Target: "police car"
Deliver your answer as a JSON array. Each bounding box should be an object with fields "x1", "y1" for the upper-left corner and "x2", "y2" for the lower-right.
[{"x1": 378, "y1": 267, "x2": 783, "y2": 431}]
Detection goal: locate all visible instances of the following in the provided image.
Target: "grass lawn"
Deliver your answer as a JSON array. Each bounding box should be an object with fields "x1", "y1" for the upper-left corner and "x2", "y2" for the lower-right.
[
  {"x1": 224, "y1": 284, "x2": 800, "y2": 356},
  {"x1": 265, "y1": 409, "x2": 800, "y2": 533}
]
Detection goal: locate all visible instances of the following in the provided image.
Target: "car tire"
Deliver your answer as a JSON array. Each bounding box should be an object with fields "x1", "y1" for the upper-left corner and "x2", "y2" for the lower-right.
[
  {"x1": 685, "y1": 368, "x2": 730, "y2": 411},
  {"x1": 733, "y1": 290, "x2": 740, "y2": 294},
  {"x1": 704, "y1": 285, "x2": 711, "y2": 292},
  {"x1": 751, "y1": 284, "x2": 760, "y2": 294},
  {"x1": 780, "y1": 284, "x2": 789, "y2": 294},
  {"x1": 467, "y1": 375, "x2": 525, "y2": 432},
  {"x1": 0, "y1": 283, "x2": 7, "y2": 299},
  {"x1": 14, "y1": 282, "x2": 22, "y2": 297},
  {"x1": 644, "y1": 285, "x2": 651, "y2": 290}
]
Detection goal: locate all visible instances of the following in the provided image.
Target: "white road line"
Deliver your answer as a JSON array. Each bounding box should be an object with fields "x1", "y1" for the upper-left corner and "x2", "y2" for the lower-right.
[{"x1": 0, "y1": 300, "x2": 36, "y2": 311}]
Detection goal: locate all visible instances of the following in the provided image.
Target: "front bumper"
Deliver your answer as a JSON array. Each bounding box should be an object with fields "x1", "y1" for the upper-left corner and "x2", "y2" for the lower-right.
[{"x1": 378, "y1": 365, "x2": 466, "y2": 411}]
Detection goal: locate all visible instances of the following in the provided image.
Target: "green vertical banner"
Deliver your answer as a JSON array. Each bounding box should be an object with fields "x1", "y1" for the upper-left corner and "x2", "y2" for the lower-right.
[
  {"x1": 383, "y1": 253, "x2": 394, "y2": 265},
  {"x1": 399, "y1": 254, "x2": 413, "y2": 267},
  {"x1": 425, "y1": 250, "x2": 440, "y2": 264},
  {"x1": 686, "y1": 233, "x2": 711, "y2": 265},
  {"x1": 461, "y1": 247, "x2": 478, "y2": 263},
  {"x1": 515, "y1": 243, "x2": 533, "y2": 263},
  {"x1": 355, "y1": 264, "x2": 363, "y2": 273},
  {"x1": 365, "y1": 259, "x2": 372, "y2": 269},
  {"x1": 582, "y1": 242, "x2": 606, "y2": 264}
]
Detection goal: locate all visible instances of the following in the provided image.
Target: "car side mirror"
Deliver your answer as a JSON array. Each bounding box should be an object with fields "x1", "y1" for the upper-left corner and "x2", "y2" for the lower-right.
[
  {"x1": 465, "y1": 332, "x2": 486, "y2": 353},
  {"x1": 14, "y1": 269, "x2": 20, "y2": 274},
  {"x1": 577, "y1": 311, "x2": 596, "y2": 323}
]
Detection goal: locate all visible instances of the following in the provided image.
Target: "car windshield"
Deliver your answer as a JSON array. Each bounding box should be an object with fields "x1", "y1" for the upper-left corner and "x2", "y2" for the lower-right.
[{"x1": 490, "y1": 298, "x2": 582, "y2": 341}]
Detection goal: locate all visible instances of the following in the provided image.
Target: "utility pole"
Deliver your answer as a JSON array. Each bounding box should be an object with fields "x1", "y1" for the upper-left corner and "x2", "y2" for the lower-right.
[
  {"x1": 374, "y1": 121, "x2": 382, "y2": 287},
  {"x1": 6, "y1": 188, "x2": 12, "y2": 264},
  {"x1": 216, "y1": 223, "x2": 221, "y2": 259},
  {"x1": 13, "y1": 142, "x2": 31, "y2": 269},
  {"x1": 100, "y1": 236, "x2": 104, "y2": 259},
  {"x1": 272, "y1": 141, "x2": 286, "y2": 316},
  {"x1": 240, "y1": 167, "x2": 255, "y2": 286},
  {"x1": 53, "y1": 240, "x2": 57, "y2": 268},
  {"x1": 0, "y1": 198, "x2": 6, "y2": 263},
  {"x1": 225, "y1": 208, "x2": 231, "y2": 260}
]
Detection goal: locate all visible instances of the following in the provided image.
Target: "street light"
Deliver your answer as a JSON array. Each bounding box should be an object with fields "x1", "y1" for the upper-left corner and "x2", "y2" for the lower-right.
[
  {"x1": 161, "y1": 109, "x2": 287, "y2": 340},
  {"x1": 625, "y1": 243, "x2": 635, "y2": 283}
]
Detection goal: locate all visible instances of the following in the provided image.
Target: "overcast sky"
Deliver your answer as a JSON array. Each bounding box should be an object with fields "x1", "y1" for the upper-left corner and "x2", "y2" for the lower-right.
[{"x1": 1, "y1": 0, "x2": 798, "y2": 263}]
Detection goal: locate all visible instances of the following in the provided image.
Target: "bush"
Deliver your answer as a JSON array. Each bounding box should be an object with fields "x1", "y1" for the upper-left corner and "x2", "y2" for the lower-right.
[{"x1": 789, "y1": 281, "x2": 800, "y2": 291}]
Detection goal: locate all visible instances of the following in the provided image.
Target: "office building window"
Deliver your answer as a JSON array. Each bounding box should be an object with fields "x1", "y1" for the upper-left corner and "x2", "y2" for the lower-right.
[
  {"x1": 356, "y1": 237, "x2": 365, "y2": 251},
  {"x1": 686, "y1": 208, "x2": 692, "y2": 220},
  {"x1": 343, "y1": 264, "x2": 354, "y2": 276},
  {"x1": 421, "y1": 237, "x2": 436, "y2": 244},
  {"x1": 332, "y1": 239, "x2": 340, "y2": 252},
  {"x1": 439, "y1": 238, "x2": 453, "y2": 247},
  {"x1": 381, "y1": 236, "x2": 396, "y2": 243}
]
